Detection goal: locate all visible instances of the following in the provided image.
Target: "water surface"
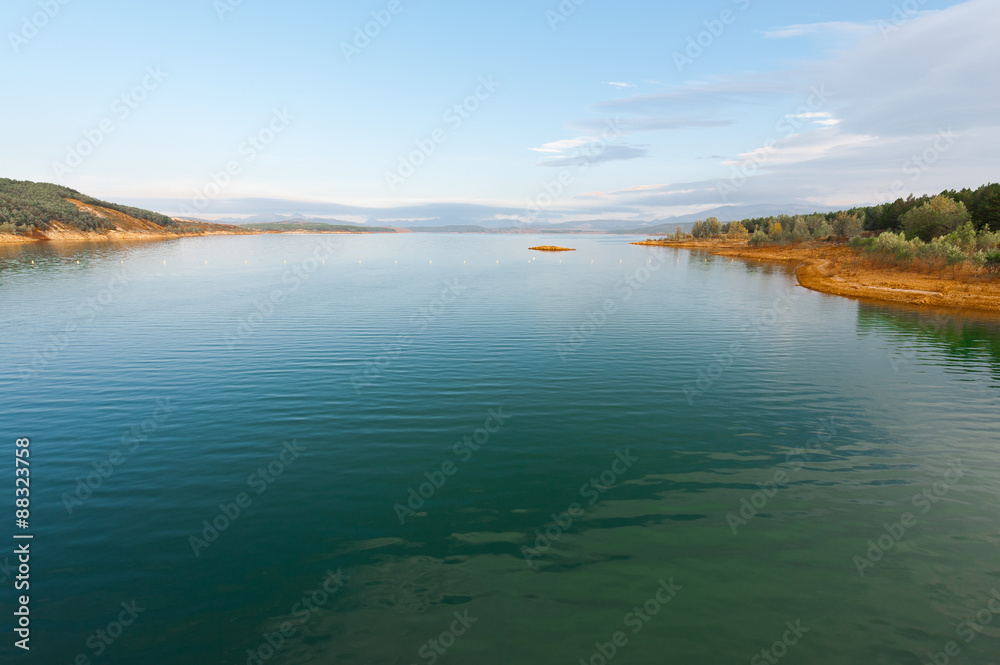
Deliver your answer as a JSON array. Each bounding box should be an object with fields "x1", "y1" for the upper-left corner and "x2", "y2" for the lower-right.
[{"x1": 1, "y1": 234, "x2": 998, "y2": 664}]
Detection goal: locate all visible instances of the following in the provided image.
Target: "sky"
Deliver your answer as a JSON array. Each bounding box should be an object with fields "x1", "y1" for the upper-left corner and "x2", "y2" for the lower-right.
[{"x1": 1, "y1": 0, "x2": 998, "y2": 225}]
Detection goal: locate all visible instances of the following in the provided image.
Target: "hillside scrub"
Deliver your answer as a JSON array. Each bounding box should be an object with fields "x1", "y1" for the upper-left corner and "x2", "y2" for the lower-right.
[
  {"x1": 851, "y1": 223, "x2": 1000, "y2": 273},
  {"x1": 0, "y1": 178, "x2": 176, "y2": 235}
]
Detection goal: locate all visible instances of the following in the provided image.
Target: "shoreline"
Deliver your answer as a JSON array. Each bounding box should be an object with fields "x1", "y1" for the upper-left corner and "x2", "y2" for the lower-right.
[
  {"x1": 633, "y1": 239, "x2": 1000, "y2": 313},
  {"x1": 0, "y1": 229, "x2": 402, "y2": 244}
]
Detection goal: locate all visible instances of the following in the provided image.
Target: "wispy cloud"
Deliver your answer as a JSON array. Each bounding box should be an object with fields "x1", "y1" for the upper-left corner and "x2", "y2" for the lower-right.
[
  {"x1": 604, "y1": 81, "x2": 636, "y2": 89},
  {"x1": 762, "y1": 21, "x2": 876, "y2": 39},
  {"x1": 571, "y1": 117, "x2": 735, "y2": 135},
  {"x1": 723, "y1": 128, "x2": 877, "y2": 169},
  {"x1": 529, "y1": 138, "x2": 594, "y2": 154},
  {"x1": 537, "y1": 144, "x2": 650, "y2": 167}
]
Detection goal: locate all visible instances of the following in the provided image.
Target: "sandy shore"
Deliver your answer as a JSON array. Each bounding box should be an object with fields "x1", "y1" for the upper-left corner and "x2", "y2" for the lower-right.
[{"x1": 634, "y1": 239, "x2": 1000, "y2": 313}]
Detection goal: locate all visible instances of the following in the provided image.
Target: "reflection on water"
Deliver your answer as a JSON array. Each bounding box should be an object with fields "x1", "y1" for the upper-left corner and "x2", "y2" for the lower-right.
[
  {"x1": 858, "y1": 303, "x2": 1000, "y2": 377},
  {"x1": 0, "y1": 235, "x2": 998, "y2": 665}
]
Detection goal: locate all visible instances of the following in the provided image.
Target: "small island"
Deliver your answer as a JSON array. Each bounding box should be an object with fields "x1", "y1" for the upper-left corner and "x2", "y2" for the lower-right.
[{"x1": 529, "y1": 246, "x2": 576, "y2": 252}]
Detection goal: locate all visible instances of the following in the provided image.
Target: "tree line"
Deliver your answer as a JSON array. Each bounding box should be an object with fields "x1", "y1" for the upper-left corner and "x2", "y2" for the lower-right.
[{"x1": 659, "y1": 183, "x2": 1000, "y2": 271}]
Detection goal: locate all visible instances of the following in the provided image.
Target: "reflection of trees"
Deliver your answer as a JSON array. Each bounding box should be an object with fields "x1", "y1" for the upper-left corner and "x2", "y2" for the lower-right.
[
  {"x1": 0, "y1": 239, "x2": 172, "y2": 277},
  {"x1": 857, "y1": 303, "x2": 1000, "y2": 373}
]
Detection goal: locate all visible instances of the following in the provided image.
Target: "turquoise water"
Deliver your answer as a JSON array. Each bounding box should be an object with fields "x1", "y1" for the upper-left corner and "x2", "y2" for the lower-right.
[{"x1": 1, "y1": 234, "x2": 999, "y2": 665}]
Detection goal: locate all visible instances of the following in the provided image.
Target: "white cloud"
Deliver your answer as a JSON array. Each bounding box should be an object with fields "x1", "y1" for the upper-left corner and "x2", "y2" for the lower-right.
[
  {"x1": 529, "y1": 138, "x2": 594, "y2": 154},
  {"x1": 723, "y1": 128, "x2": 878, "y2": 168},
  {"x1": 605, "y1": 81, "x2": 636, "y2": 89}
]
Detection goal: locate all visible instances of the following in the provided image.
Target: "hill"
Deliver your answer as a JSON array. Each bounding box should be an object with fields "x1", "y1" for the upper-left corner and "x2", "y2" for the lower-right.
[{"x1": 0, "y1": 178, "x2": 249, "y2": 241}]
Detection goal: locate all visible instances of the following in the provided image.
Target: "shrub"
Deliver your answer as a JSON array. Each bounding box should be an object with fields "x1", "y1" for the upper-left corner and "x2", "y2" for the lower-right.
[
  {"x1": 985, "y1": 250, "x2": 1000, "y2": 273},
  {"x1": 871, "y1": 231, "x2": 921, "y2": 261},
  {"x1": 943, "y1": 222, "x2": 978, "y2": 253},
  {"x1": 976, "y1": 228, "x2": 1000, "y2": 252},
  {"x1": 749, "y1": 229, "x2": 770, "y2": 246}
]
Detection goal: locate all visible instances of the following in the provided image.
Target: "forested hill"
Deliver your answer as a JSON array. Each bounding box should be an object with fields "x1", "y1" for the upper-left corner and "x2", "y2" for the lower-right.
[{"x1": 0, "y1": 178, "x2": 183, "y2": 235}]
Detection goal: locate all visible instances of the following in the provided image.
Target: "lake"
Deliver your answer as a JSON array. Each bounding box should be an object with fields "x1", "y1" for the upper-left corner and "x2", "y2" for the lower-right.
[{"x1": 1, "y1": 233, "x2": 999, "y2": 665}]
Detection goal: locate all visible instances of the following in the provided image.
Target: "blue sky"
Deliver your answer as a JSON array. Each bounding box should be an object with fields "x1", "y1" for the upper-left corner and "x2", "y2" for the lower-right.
[{"x1": 2, "y1": 0, "x2": 997, "y2": 225}]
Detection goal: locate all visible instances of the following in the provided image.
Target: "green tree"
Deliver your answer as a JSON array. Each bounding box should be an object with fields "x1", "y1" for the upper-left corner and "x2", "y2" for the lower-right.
[
  {"x1": 725, "y1": 221, "x2": 749, "y2": 239},
  {"x1": 706, "y1": 217, "x2": 722, "y2": 237},
  {"x1": 832, "y1": 212, "x2": 863, "y2": 238},
  {"x1": 901, "y1": 195, "x2": 971, "y2": 241}
]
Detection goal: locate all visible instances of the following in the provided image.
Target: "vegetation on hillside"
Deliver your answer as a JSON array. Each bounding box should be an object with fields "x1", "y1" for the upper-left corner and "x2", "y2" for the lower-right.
[
  {"x1": 0, "y1": 178, "x2": 176, "y2": 234},
  {"x1": 651, "y1": 184, "x2": 1000, "y2": 273}
]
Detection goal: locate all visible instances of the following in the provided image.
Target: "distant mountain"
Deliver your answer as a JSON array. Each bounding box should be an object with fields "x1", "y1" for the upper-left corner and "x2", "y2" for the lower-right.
[
  {"x1": 220, "y1": 213, "x2": 363, "y2": 225},
  {"x1": 612, "y1": 203, "x2": 844, "y2": 235},
  {"x1": 406, "y1": 225, "x2": 492, "y2": 233},
  {"x1": 246, "y1": 222, "x2": 396, "y2": 233}
]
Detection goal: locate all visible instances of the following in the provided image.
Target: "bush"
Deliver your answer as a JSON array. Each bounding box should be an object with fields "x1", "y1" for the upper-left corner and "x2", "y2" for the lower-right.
[
  {"x1": 976, "y1": 228, "x2": 1000, "y2": 252},
  {"x1": 749, "y1": 229, "x2": 770, "y2": 246},
  {"x1": 985, "y1": 250, "x2": 1000, "y2": 273},
  {"x1": 871, "y1": 231, "x2": 921, "y2": 261}
]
